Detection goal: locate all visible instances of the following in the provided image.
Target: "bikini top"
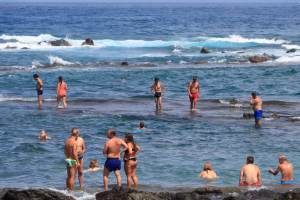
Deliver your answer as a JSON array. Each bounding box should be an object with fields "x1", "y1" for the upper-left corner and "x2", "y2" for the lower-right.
[{"x1": 125, "y1": 148, "x2": 135, "y2": 153}]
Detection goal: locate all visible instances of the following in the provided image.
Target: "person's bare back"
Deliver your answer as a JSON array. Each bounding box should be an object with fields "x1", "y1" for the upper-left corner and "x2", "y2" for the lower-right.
[
  {"x1": 65, "y1": 137, "x2": 78, "y2": 160},
  {"x1": 199, "y1": 170, "x2": 218, "y2": 179},
  {"x1": 105, "y1": 138, "x2": 124, "y2": 158},
  {"x1": 268, "y1": 155, "x2": 293, "y2": 183},
  {"x1": 36, "y1": 78, "x2": 43, "y2": 91},
  {"x1": 239, "y1": 157, "x2": 261, "y2": 186}
]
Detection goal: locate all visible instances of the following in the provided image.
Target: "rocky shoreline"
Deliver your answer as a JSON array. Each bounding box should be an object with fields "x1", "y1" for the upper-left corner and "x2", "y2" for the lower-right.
[{"x1": 1, "y1": 186, "x2": 300, "y2": 200}]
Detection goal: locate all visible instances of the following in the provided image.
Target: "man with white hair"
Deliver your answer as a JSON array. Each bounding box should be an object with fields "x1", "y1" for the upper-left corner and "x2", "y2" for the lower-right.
[{"x1": 268, "y1": 155, "x2": 293, "y2": 184}]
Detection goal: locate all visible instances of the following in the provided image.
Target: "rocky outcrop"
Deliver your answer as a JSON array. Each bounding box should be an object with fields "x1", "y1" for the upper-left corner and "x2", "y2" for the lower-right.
[
  {"x1": 173, "y1": 192, "x2": 210, "y2": 200},
  {"x1": 287, "y1": 118, "x2": 300, "y2": 122},
  {"x1": 21, "y1": 47, "x2": 30, "y2": 49},
  {"x1": 274, "y1": 191, "x2": 300, "y2": 200},
  {"x1": 200, "y1": 47, "x2": 211, "y2": 53},
  {"x1": 286, "y1": 49, "x2": 296, "y2": 53},
  {"x1": 222, "y1": 51, "x2": 227, "y2": 53},
  {"x1": 223, "y1": 196, "x2": 246, "y2": 200},
  {"x1": 244, "y1": 189, "x2": 279, "y2": 199},
  {"x1": 193, "y1": 188, "x2": 222, "y2": 195},
  {"x1": 4, "y1": 46, "x2": 17, "y2": 49},
  {"x1": 2, "y1": 189, "x2": 75, "y2": 200},
  {"x1": 237, "y1": 52, "x2": 244, "y2": 54},
  {"x1": 249, "y1": 56, "x2": 270, "y2": 63},
  {"x1": 81, "y1": 38, "x2": 94, "y2": 46},
  {"x1": 121, "y1": 62, "x2": 129, "y2": 66},
  {"x1": 243, "y1": 113, "x2": 254, "y2": 118},
  {"x1": 229, "y1": 60, "x2": 247, "y2": 63},
  {"x1": 195, "y1": 61, "x2": 208, "y2": 64},
  {"x1": 268, "y1": 113, "x2": 280, "y2": 118},
  {"x1": 48, "y1": 39, "x2": 72, "y2": 46}
]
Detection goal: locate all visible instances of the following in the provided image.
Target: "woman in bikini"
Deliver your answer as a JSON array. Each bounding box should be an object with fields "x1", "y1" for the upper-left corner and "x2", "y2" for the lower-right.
[
  {"x1": 56, "y1": 76, "x2": 68, "y2": 108},
  {"x1": 199, "y1": 163, "x2": 219, "y2": 179},
  {"x1": 124, "y1": 133, "x2": 140, "y2": 187}
]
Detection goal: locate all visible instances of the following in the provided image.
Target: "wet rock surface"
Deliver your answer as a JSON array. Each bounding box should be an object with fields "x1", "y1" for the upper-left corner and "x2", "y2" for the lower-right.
[
  {"x1": 193, "y1": 188, "x2": 222, "y2": 195},
  {"x1": 268, "y1": 113, "x2": 280, "y2": 118},
  {"x1": 48, "y1": 39, "x2": 72, "y2": 46},
  {"x1": 286, "y1": 49, "x2": 296, "y2": 53},
  {"x1": 81, "y1": 38, "x2": 94, "y2": 46},
  {"x1": 4, "y1": 46, "x2": 17, "y2": 49},
  {"x1": 195, "y1": 61, "x2": 208, "y2": 64},
  {"x1": 200, "y1": 47, "x2": 211, "y2": 53},
  {"x1": 2, "y1": 189, "x2": 75, "y2": 200},
  {"x1": 249, "y1": 56, "x2": 270, "y2": 63},
  {"x1": 121, "y1": 62, "x2": 129, "y2": 65},
  {"x1": 274, "y1": 191, "x2": 300, "y2": 200}
]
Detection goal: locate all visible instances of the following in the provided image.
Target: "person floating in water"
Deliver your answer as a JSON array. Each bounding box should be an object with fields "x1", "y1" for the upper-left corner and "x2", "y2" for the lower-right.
[
  {"x1": 250, "y1": 92, "x2": 263, "y2": 125},
  {"x1": 77, "y1": 133, "x2": 85, "y2": 187},
  {"x1": 56, "y1": 76, "x2": 68, "y2": 108},
  {"x1": 188, "y1": 77, "x2": 200, "y2": 110},
  {"x1": 64, "y1": 128, "x2": 80, "y2": 190},
  {"x1": 239, "y1": 156, "x2": 261, "y2": 186},
  {"x1": 84, "y1": 160, "x2": 102, "y2": 172},
  {"x1": 150, "y1": 77, "x2": 165, "y2": 110},
  {"x1": 199, "y1": 163, "x2": 218, "y2": 179},
  {"x1": 33, "y1": 74, "x2": 43, "y2": 108},
  {"x1": 103, "y1": 129, "x2": 128, "y2": 190},
  {"x1": 37, "y1": 130, "x2": 56, "y2": 140},
  {"x1": 268, "y1": 155, "x2": 293, "y2": 184}
]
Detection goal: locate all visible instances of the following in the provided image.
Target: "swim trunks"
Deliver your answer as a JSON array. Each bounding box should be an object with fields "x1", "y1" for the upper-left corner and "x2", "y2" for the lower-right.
[
  {"x1": 37, "y1": 90, "x2": 43, "y2": 95},
  {"x1": 78, "y1": 154, "x2": 83, "y2": 160},
  {"x1": 281, "y1": 181, "x2": 294, "y2": 184},
  {"x1": 254, "y1": 110, "x2": 263, "y2": 119},
  {"x1": 66, "y1": 159, "x2": 77, "y2": 167},
  {"x1": 104, "y1": 158, "x2": 121, "y2": 172},
  {"x1": 242, "y1": 181, "x2": 260, "y2": 186},
  {"x1": 189, "y1": 93, "x2": 198, "y2": 101},
  {"x1": 154, "y1": 92, "x2": 161, "y2": 98}
]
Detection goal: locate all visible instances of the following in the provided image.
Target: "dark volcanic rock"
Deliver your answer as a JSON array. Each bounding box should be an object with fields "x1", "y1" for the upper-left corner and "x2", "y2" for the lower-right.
[
  {"x1": 2, "y1": 189, "x2": 75, "y2": 200},
  {"x1": 48, "y1": 39, "x2": 71, "y2": 46},
  {"x1": 222, "y1": 51, "x2": 227, "y2": 53},
  {"x1": 274, "y1": 191, "x2": 300, "y2": 200},
  {"x1": 195, "y1": 61, "x2": 208, "y2": 64},
  {"x1": 200, "y1": 47, "x2": 212, "y2": 53},
  {"x1": 96, "y1": 186, "x2": 134, "y2": 200},
  {"x1": 4, "y1": 46, "x2": 17, "y2": 49},
  {"x1": 268, "y1": 113, "x2": 280, "y2": 118},
  {"x1": 81, "y1": 38, "x2": 94, "y2": 46},
  {"x1": 173, "y1": 192, "x2": 210, "y2": 200},
  {"x1": 38, "y1": 41, "x2": 47, "y2": 45},
  {"x1": 193, "y1": 188, "x2": 222, "y2": 195},
  {"x1": 121, "y1": 62, "x2": 129, "y2": 66},
  {"x1": 229, "y1": 60, "x2": 247, "y2": 63},
  {"x1": 286, "y1": 49, "x2": 296, "y2": 53},
  {"x1": 249, "y1": 56, "x2": 269, "y2": 63},
  {"x1": 287, "y1": 119, "x2": 300, "y2": 122},
  {"x1": 21, "y1": 47, "x2": 30, "y2": 49},
  {"x1": 243, "y1": 189, "x2": 279, "y2": 199},
  {"x1": 223, "y1": 196, "x2": 246, "y2": 200},
  {"x1": 237, "y1": 52, "x2": 244, "y2": 54},
  {"x1": 243, "y1": 113, "x2": 254, "y2": 118}
]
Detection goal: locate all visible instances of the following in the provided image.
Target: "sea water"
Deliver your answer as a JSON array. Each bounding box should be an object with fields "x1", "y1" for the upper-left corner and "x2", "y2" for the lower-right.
[{"x1": 1, "y1": 3, "x2": 300, "y2": 199}]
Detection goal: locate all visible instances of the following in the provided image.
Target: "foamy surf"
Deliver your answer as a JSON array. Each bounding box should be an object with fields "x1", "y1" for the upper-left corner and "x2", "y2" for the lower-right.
[
  {"x1": 49, "y1": 188, "x2": 97, "y2": 200},
  {"x1": 207, "y1": 35, "x2": 290, "y2": 44},
  {"x1": 48, "y1": 55, "x2": 74, "y2": 65}
]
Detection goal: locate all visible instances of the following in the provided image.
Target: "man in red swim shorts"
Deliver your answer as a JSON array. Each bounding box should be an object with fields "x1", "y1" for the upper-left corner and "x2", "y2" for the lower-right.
[
  {"x1": 239, "y1": 156, "x2": 261, "y2": 186},
  {"x1": 188, "y1": 77, "x2": 200, "y2": 110}
]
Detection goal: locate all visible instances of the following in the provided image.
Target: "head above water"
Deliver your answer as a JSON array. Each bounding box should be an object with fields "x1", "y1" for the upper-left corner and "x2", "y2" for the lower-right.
[
  {"x1": 155, "y1": 77, "x2": 159, "y2": 82},
  {"x1": 125, "y1": 133, "x2": 136, "y2": 149},
  {"x1": 107, "y1": 129, "x2": 116, "y2": 138},
  {"x1": 203, "y1": 163, "x2": 212, "y2": 171},
  {"x1": 59, "y1": 76, "x2": 63, "y2": 82},
  {"x1": 41, "y1": 130, "x2": 47, "y2": 135},
  {"x1": 279, "y1": 155, "x2": 287, "y2": 163},
  {"x1": 89, "y1": 160, "x2": 98, "y2": 168},
  {"x1": 71, "y1": 127, "x2": 79, "y2": 136},
  {"x1": 252, "y1": 92, "x2": 257, "y2": 98},
  {"x1": 247, "y1": 156, "x2": 254, "y2": 164},
  {"x1": 140, "y1": 122, "x2": 144, "y2": 128},
  {"x1": 193, "y1": 77, "x2": 197, "y2": 82},
  {"x1": 33, "y1": 74, "x2": 38, "y2": 79}
]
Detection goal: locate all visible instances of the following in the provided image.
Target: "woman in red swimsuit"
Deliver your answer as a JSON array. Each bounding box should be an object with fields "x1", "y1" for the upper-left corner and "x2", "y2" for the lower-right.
[{"x1": 56, "y1": 76, "x2": 68, "y2": 108}]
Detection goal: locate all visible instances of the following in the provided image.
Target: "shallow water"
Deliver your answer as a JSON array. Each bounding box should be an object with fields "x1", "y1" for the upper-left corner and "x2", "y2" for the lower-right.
[{"x1": 1, "y1": 3, "x2": 300, "y2": 200}]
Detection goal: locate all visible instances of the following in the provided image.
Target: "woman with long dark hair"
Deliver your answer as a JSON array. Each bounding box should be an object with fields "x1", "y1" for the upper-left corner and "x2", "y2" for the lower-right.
[
  {"x1": 124, "y1": 133, "x2": 140, "y2": 187},
  {"x1": 55, "y1": 76, "x2": 68, "y2": 107}
]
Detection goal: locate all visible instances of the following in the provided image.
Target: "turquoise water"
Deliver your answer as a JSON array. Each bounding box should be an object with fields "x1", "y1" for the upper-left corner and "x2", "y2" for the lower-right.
[{"x1": 1, "y1": 3, "x2": 300, "y2": 199}]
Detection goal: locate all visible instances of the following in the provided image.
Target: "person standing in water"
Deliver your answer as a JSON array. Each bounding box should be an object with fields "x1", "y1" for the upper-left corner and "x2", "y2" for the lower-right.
[
  {"x1": 124, "y1": 133, "x2": 140, "y2": 187},
  {"x1": 188, "y1": 77, "x2": 200, "y2": 110},
  {"x1": 268, "y1": 155, "x2": 293, "y2": 184},
  {"x1": 64, "y1": 128, "x2": 80, "y2": 190},
  {"x1": 250, "y1": 92, "x2": 263, "y2": 125},
  {"x1": 33, "y1": 74, "x2": 43, "y2": 108},
  {"x1": 77, "y1": 135, "x2": 85, "y2": 187},
  {"x1": 150, "y1": 77, "x2": 165, "y2": 110},
  {"x1": 56, "y1": 76, "x2": 68, "y2": 108}
]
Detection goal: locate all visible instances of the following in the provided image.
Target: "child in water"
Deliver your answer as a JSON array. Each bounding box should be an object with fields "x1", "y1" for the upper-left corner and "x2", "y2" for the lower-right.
[{"x1": 84, "y1": 160, "x2": 102, "y2": 172}]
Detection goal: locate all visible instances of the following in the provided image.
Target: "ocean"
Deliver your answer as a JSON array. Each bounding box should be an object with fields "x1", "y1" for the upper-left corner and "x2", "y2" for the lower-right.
[{"x1": 1, "y1": 3, "x2": 300, "y2": 200}]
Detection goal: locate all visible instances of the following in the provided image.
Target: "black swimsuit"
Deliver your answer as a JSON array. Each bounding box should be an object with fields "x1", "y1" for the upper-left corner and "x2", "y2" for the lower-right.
[{"x1": 124, "y1": 148, "x2": 136, "y2": 163}]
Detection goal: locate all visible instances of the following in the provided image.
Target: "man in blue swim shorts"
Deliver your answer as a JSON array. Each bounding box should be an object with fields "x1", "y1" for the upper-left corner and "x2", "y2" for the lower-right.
[
  {"x1": 250, "y1": 92, "x2": 263, "y2": 125},
  {"x1": 33, "y1": 74, "x2": 43, "y2": 108},
  {"x1": 103, "y1": 129, "x2": 128, "y2": 190},
  {"x1": 268, "y1": 155, "x2": 293, "y2": 184}
]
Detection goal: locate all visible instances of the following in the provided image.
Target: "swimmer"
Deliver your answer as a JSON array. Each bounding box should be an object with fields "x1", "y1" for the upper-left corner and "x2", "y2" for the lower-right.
[
  {"x1": 188, "y1": 77, "x2": 200, "y2": 110},
  {"x1": 199, "y1": 163, "x2": 218, "y2": 179},
  {"x1": 250, "y1": 92, "x2": 263, "y2": 125},
  {"x1": 33, "y1": 74, "x2": 43, "y2": 108},
  {"x1": 37, "y1": 130, "x2": 56, "y2": 140},
  {"x1": 134, "y1": 122, "x2": 156, "y2": 131},
  {"x1": 239, "y1": 156, "x2": 261, "y2": 186},
  {"x1": 150, "y1": 77, "x2": 165, "y2": 110},
  {"x1": 84, "y1": 160, "x2": 102, "y2": 172},
  {"x1": 64, "y1": 128, "x2": 80, "y2": 190},
  {"x1": 56, "y1": 76, "x2": 68, "y2": 108},
  {"x1": 268, "y1": 155, "x2": 293, "y2": 184}
]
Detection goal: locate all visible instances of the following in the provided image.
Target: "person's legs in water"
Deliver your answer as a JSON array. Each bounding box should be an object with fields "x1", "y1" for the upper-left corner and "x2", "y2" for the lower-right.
[
  {"x1": 57, "y1": 94, "x2": 62, "y2": 107},
  {"x1": 114, "y1": 170, "x2": 122, "y2": 187},
  {"x1": 193, "y1": 98, "x2": 197, "y2": 110},
  {"x1": 38, "y1": 94, "x2": 42, "y2": 107},
  {"x1": 66, "y1": 164, "x2": 77, "y2": 190},
  {"x1": 78, "y1": 158, "x2": 83, "y2": 187},
  {"x1": 103, "y1": 167, "x2": 111, "y2": 190},
  {"x1": 158, "y1": 96, "x2": 162, "y2": 110},
  {"x1": 131, "y1": 160, "x2": 138, "y2": 186},
  {"x1": 155, "y1": 97, "x2": 158, "y2": 110},
  {"x1": 62, "y1": 96, "x2": 67, "y2": 108}
]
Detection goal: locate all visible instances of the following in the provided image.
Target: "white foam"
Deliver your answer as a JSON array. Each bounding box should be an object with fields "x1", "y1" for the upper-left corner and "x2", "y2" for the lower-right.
[
  {"x1": 275, "y1": 56, "x2": 300, "y2": 63},
  {"x1": 0, "y1": 94, "x2": 36, "y2": 102},
  {"x1": 247, "y1": 185, "x2": 269, "y2": 191},
  {"x1": 32, "y1": 61, "x2": 43, "y2": 68},
  {"x1": 208, "y1": 35, "x2": 290, "y2": 44},
  {"x1": 179, "y1": 60, "x2": 188, "y2": 64},
  {"x1": 282, "y1": 44, "x2": 300, "y2": 50},
  {"x1": 49, "y1": 188, "x2": 96, "y2": 200},
  {"x1": 48, "y1": 55, "x2": 74, "y2": 65},
  {"x1": 0, "y1": 34, "x2": 59, "y2": 43},
  {"x1": 171, "y1": 49, "x2": 181, "y2": 53}
]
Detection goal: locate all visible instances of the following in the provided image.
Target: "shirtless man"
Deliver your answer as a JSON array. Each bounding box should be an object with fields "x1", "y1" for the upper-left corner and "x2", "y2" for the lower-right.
[
  {"x1": 77, "y1": 135, "x2": 86, "y2": 187},
  {"x1": 37, "y1": 130, "x2": 56, "y2": 140},
  {"x1": 150, "y1": 78, "x2": 165, "y2": 110},
  {"x1": 64, "y1": 128, "x2": 80, "y2": 190},
  {"x1": 239, "y1": 156, "x2": 261, "y2": 186},
  {"x1": 268, "y1": 155, "x2": 293, "y2": 184},
  {"x1": 33, "y1": 74, "x2": 43, "y2": 108},
  {"x1": 103, "y1": 129, "x2": 128, "y2": 190},
  {"x1": 250, "y1": 92, "x2": 263, "y2": 125},
  {"x1": 188, "y1": 77, "x2": 200, "y2": 110}
]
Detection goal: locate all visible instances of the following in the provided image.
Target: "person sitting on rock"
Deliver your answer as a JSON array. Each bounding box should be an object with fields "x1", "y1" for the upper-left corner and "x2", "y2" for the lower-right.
[{"x1": 199, "y1": 163, "x2": 218, "y2": 179}]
